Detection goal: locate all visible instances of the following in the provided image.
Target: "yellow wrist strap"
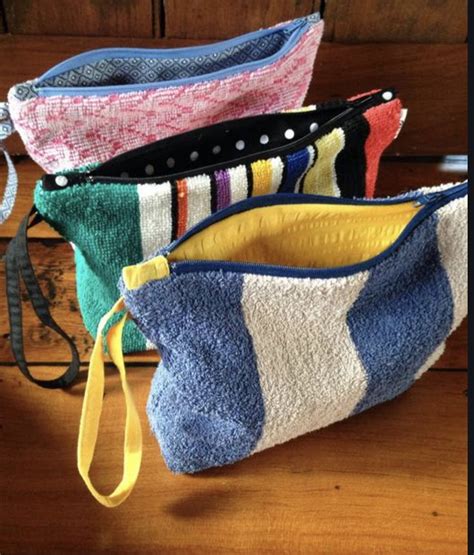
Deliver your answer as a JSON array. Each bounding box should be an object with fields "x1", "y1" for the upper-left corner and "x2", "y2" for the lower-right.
[{"x1": 77, "y1": 297, "x2": 142, "y2": 508}]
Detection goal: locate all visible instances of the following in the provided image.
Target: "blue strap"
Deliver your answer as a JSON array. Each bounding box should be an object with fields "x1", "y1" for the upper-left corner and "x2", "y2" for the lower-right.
[{"x1": 0, "y1": 102, "x2": 18, "y2": 225}]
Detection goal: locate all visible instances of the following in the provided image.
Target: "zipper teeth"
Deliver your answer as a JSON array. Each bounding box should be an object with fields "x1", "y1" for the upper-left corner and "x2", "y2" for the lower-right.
[
  {"x1": 164, "y1": 182, "x2": 468, "y2": 275},
  {"x1": 46, "y1": 90, "x2": 394, "y2": 189}
]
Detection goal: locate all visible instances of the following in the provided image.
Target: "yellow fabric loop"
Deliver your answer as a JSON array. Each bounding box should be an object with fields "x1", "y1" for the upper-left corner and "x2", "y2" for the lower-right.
[{"x1": 77, "y1": 297, "x2": 142, "y2": 508}]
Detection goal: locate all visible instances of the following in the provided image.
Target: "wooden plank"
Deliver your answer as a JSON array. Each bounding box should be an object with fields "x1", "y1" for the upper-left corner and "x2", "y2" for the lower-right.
[
  {"x1": 323, "y1": 0, "x2": 467, "y2": 43},
  {"x1": 0, "y1": 36, "x2": 466, "y2": 157},
  {"x1": 164, "y1": 0, "x2": 318, "y2": 39},
  {"x1": 0, "y1": 237, "x2": 467, "y2": 368},
  {"x1": 2, "y1": 0, "x2": 155, "y2": 38},
  {"x1": 0, "y1": 369, "x2": 466, "y2": 554},
  {"x1": 306, "y1": 43, "x2": 467, "y2": 156},
  {"x1": 0, "y1": 2, "x2": 5, "y2": 33},
  {"x1": 0, "y1": 156, "x2": 467, "y2": 240}
]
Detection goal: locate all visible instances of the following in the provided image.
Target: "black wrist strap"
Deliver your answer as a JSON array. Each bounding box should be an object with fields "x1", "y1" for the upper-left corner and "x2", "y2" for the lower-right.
[{"x1": 5, "y1": 206, "x2": 81, "y2": 388}]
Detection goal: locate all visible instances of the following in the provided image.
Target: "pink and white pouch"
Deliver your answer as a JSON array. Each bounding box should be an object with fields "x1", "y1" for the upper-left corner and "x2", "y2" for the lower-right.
[{"x1": 0, "y1": 13, "x2": 323, "y2": 222}]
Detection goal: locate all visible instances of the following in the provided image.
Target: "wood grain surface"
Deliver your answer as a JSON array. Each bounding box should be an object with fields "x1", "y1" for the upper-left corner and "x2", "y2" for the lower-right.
[
  {"x1": 323, "y1": 0, "x2": 467, "y2": 43},
  {"x1": 3, "y1": 0, "x2": 156, "y2": 37},
  {"x1": 0, "y1": 368, "x2": 467, "y2": 554},
  {"x1": 0, "y1": 37, "x2": 467, "y2": 156},
  {"x1": 164, "y1": 0, "x2": 318, "y2": 39}
]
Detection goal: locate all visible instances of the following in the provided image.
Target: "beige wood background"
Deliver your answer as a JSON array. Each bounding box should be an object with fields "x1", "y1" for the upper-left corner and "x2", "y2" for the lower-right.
[{"x1": 0, "y1": 2, "x2": 467, "y2": 554}]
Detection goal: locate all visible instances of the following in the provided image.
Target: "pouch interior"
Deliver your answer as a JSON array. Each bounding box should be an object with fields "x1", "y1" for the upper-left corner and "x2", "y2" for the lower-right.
[
  {"x1": 38, "y1": 26, "x2": 298, "y2": 89},
  {"x1": 168, "y1": 201, "x2": 422, "y2": 269},
  {"x1": 93, "y1": 104, "x2": 349, "y2": 180}
]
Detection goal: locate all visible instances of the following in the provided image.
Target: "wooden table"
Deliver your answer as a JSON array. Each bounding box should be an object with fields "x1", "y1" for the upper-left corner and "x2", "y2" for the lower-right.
[{"x1": 0, "y1": 35, "x2": 467, "y2": 554}]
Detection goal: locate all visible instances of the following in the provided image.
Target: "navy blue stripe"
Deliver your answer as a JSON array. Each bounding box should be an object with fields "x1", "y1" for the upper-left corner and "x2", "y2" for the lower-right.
[{"x1": 278, "y1": 148, "x2": 310, "y2": 193}]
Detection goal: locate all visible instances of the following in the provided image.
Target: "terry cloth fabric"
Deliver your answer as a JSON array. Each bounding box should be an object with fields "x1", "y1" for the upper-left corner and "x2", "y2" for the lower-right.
[
  {"x1": 75, "y1": 182, "x2": 467, "y2": 507},
  {"x1": 4, "y1": 14, "x2": 323, "y2": 174},
  {"x1": 123, "y1": 182, "x2": 467, "y2": 473},
  {"x1": 30, "y1": 90, "x2": 403, "y2": 355}
]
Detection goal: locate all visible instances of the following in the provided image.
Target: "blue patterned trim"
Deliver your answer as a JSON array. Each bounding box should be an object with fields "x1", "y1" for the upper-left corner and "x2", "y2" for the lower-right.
[
  {"x1": 0, "y1": 146, "x2": 19, "y2": 224},
  {"x1": 0, "y1": 103, "x2": 14, "y2": 140}
]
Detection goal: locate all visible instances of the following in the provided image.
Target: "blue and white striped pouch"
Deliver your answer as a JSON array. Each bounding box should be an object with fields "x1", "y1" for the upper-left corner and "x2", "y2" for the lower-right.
[{"x1": 77, "y1": 181, "x2": 468, "y2": 507}]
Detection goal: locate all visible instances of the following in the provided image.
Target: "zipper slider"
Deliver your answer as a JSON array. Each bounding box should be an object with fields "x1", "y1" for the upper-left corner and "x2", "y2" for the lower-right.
[
  {"x1": 414, "y1": 182, "x2": 468, "y2": 206},
  {"x1": 414, "y1": 192, "x2": 445, "y2": 206}
]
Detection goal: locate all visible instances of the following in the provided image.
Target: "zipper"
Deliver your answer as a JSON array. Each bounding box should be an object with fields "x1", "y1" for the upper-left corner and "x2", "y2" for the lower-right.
[
  {"x1": 414, "y1": 183, "x2": 468, "y2": 206},
  {"x1": 34, "y1": 17, "x2": 313, "y2": 98},
  {"x1": 43, "y1": 88, "x2": 396, "y2": 191},
  {"x1": 162, "y1": 181, "x2": 468, "y2": 280}
]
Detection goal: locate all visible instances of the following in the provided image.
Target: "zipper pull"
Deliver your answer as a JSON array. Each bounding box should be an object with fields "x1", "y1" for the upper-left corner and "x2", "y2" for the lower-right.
[
  {"x1": 414, "y1": 182, "x2": 468, "y2": 206},
  {"x1": 414, "y1": 191, "x2": 445, "y2": 206}
]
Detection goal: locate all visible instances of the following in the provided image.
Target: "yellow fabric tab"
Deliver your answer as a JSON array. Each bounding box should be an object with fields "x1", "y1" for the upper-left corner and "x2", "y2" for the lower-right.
[
  {"x1": 168, "y1": 201, "x2": 422, "y2": 270},
  {"x1": 122, "y1": 255, "x2": 170, "y2": 290},
  {"x1": 251, "y1": 159, "x2": 273, "y2": 196},
  {"x1": 303, "y1": 128, "x2": 345, "y2": 196},
  {"x1": 77, "y1": 297, "x2": 142, "y2": 508}
]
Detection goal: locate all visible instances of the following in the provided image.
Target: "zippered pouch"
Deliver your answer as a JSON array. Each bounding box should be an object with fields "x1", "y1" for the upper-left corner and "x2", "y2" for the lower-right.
[
  {"x1": 6, "y1": 88, "x2": 403, "y2": 389},
  {"x1": 77, "y1": 181, "x2": 468, "y2": 507},
  {"x1": 0, "y1": 13, "x2": 323, "y2": 223}
]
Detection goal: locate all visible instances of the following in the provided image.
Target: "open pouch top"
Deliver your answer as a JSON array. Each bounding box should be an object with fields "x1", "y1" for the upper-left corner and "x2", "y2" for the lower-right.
[
  {"x1": 41, "y1": 88, "x2": 401, "y2": 195},
  {"x1": 78, "y1": 181, "x2": 468, "y2": 507},
  {"x1": 12, "y1": 14, "x2": 321, "y2": 99},
  {"x1": 0, "y1": 13, "x2": 323, "y2": 224},
  {"x1": 5, "y1": 88, "x2": 404, "y2": 392},
  {"x1": 4, "y1": 13, "x2": 323, "y2": 175}
]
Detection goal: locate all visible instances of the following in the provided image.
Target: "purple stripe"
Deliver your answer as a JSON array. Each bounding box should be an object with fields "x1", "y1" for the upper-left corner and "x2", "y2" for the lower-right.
[{"x1": 215, "y1": 169, "x2": 231, "y2": 210}]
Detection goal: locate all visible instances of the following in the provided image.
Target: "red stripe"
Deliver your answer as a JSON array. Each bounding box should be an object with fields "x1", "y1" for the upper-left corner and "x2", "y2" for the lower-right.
[
  {"x1": 176, "y1": 179, "x2": 188, "y2": 238},
  {"x1": 363, "y1": 99, "x2": 402, "y2": 198}
]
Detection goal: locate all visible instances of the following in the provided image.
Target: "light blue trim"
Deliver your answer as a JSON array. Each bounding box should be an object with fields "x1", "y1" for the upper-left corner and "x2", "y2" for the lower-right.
[
  {"x1": 0, "y1": 146, "x2": 18, "y2": 224},
  {"x1": 35, "y1": 15, "x2": 316, "y2": 97},
  {"x1": 167, "y1": 182, "x2": 468, "y2": 280}
]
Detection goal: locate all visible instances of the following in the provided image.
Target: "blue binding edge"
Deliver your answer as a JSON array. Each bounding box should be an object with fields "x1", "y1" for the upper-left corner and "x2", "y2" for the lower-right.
[{"x1": 35, "y1": 14, "x2": 318, "y2": 97}]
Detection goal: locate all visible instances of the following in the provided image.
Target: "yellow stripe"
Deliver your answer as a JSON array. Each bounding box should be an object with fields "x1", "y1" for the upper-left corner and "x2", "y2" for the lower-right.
[
  {"x1": 303, "y1": 128, "x2": 345, "y2": 196},
  {"x1": 251, "y1": 159, "x2": 273, "y2": 196}
]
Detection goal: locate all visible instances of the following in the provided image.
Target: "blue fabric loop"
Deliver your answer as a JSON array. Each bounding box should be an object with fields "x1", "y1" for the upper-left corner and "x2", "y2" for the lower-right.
[
  {"x1": 0, "y1": 102, "x2": 14, "y2": 140},
  {"x1": 0, "y1": 143, "x2": 19, "y2": 224}
]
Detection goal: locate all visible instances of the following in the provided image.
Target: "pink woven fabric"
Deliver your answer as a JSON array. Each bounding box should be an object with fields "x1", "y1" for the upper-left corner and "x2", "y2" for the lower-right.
[{"x1": 8, "y1": 21, "x2": 323, "y2": 173}]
